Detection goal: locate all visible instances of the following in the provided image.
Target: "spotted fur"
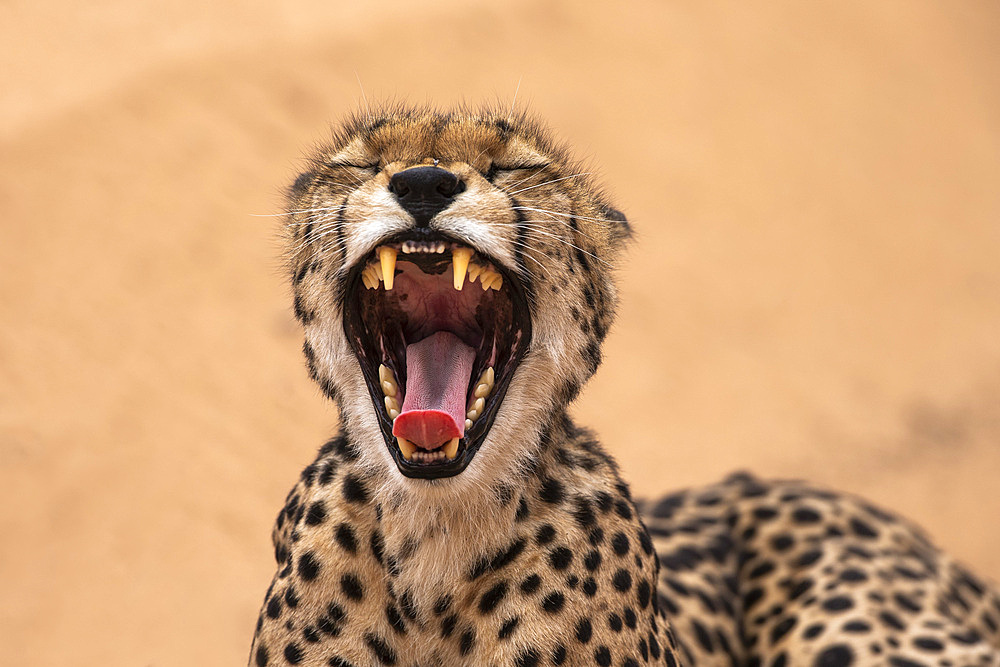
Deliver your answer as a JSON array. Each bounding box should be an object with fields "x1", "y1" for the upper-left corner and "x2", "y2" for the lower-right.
[{"x1": 250, "y1": 105, "x2": 1000, "y2": 666}]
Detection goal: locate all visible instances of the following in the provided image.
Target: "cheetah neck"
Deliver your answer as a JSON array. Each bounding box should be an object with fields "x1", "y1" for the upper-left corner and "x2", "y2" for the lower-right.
[{"x1": 359, "y1": 410, "x2": 644, "y2": 613}]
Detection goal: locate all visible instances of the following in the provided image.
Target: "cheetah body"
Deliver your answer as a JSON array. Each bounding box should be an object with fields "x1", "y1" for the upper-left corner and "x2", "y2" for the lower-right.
[{"x1": 250, "y1": 106, "x2": 1000, "y2": 666}]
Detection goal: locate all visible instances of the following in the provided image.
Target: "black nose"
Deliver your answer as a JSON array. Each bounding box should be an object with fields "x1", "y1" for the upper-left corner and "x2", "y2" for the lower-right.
[{"x1": 388, "y1": 166, "x2": 466, "y2": 227}]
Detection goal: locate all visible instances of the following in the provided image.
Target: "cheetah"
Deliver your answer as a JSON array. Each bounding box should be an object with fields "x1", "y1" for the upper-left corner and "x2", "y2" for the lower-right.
[{"x1": 250, "y1": 105, "x2": 1000, "y2": 666}]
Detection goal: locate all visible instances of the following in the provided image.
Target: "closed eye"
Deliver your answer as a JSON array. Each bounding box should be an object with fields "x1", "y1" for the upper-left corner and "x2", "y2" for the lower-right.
[{"x1": 483, "y1": 162, "x2": 550, "y2": 182}]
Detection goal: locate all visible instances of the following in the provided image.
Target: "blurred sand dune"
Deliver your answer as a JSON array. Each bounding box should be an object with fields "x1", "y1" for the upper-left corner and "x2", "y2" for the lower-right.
[{"x1": 1, "y1": 1, "x2": 998, "y2": 664}]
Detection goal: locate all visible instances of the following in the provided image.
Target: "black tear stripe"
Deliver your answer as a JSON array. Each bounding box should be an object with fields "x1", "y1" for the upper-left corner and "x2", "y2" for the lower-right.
[
  {"x1": 336, "y1": 193, "x2": 349, "y2": 267},
  {"x1": 509, "y1": 206, "x2": 537, "y2": 307}
]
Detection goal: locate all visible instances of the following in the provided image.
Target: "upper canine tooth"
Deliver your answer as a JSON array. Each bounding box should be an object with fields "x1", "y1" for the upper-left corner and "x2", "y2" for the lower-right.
[
  {"x1": 484, "y1": 367, "x2": 495, "y2": 386},
  {"x1": 443, "y1": 438, "x2": 459, "y2": 459},
  {"x1": 396, "y1": 436, "x2": 417, "y2": 460},
  {"x1": 378, "y1": 246, "x2": 397, "y2": 290},
  {"x1": 452, "y1": 247, "x2": 473, "y2": 290}
]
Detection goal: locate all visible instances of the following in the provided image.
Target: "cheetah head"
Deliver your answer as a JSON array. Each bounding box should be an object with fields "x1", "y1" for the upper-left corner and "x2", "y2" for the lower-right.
[{"x1": 287, "y1": 105, "x2": 629, "y2": 492}]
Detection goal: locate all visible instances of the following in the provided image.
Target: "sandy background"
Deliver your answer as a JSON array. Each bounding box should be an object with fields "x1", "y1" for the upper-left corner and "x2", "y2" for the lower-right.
[{"x1": 2, "y1": 1, "x2": 999, "y2": 664}]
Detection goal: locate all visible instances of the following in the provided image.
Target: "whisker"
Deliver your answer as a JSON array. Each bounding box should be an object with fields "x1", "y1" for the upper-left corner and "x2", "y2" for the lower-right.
[{"x1": 501, "y1": 172, "x2": 591, "y2": 196}]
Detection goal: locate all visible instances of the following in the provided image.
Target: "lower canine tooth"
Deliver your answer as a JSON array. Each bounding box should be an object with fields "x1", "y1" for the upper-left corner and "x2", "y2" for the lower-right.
[
  {"x1": 443, "y1": 438, "x2": 459, "y2": 459},
  {"x1": 379, "y1": 246, "x2": 397, "y2": 290},
  {"x1": 396, "y1": 436, "x2": 416, "y2": 460}
]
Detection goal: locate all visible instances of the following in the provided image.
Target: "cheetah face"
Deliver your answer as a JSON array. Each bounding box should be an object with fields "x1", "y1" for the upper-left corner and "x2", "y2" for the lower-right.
[{"x1": 287, "y1": 107, "x2": 629, "y2": 486}]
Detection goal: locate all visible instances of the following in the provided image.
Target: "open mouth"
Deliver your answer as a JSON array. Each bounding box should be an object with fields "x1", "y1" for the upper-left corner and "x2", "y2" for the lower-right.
[{"x1": 344, "y1": 231, "x2": 531, "y2": 479}]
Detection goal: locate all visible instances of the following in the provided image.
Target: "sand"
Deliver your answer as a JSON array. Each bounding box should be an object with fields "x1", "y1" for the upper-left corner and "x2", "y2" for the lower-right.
[{"x1": 2, "y1": 1, "x2": 998, "y2": 663}]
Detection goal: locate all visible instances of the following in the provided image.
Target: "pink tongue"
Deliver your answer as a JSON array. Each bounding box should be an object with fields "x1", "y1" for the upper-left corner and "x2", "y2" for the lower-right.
[{"x1": 392, "y1": 331, "x2": 475, "y2": 450}]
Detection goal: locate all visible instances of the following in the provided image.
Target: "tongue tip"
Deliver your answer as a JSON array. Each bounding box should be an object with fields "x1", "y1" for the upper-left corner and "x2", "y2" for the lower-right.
[{"x1": 392, "y1": 410, "x2": 464, "y2": 449}]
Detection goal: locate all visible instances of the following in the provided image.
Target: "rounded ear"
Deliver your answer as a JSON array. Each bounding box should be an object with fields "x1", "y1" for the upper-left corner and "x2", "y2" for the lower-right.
[
  {"x1": 601, "y1": 205, "x2": 632, "y2": 241},
  {"x1": 289, "y1": 170, "x2": 315, "y2": 199}
]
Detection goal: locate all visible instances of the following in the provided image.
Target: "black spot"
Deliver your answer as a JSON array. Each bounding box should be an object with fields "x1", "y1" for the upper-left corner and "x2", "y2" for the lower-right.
[
  {"x1": 887, "y1": 659, "x2": 925, "y2": 667},
  {"x1": 912, "y1": 637, "x2": 944, "y2": 652},
  {"x1": 328, "y1": 658, "x2": 355, "y2": 667},
  {"x1": 771, "y1": 617, "x2": 797, "y2": 644},
  {"x1": 588, "y1": 528, "x2": 605, "y2": 546},
  {"x1": 843, "y1": 620, "x2": 870, "y2": 633},
  {"x1": 498, "y1": 616, "x2": 520, "y2": 640},
  {"x1": 541, "y1": 591, "x2": 566, "y2": 613},
  {"x1": 839, "y1": 568, "x2": 868, "y2": 583},
  {"x1": 433, "y1": 595, "x2": 452, "y2": 616},
  {"x1": 802, "y1": 623, "x2": 825, "y2": 639},
  {"x1": 636, "y1": 579, "x2": 652, "y2": 608},
  {"x1": 536, "y1": 524, "x2": 557, "y2": 545},
  {"x1": 460, "y1": 629, "x2": 476, "y2": 655},
  {"x1": 255, "y1": 645, "x2": 268, "y2": 666},
  {"x1": 439, "y1": 614, "x2": 457, "y2": 638},
  {"x1": 266, "y1": 596, "x2": 282, "y2": 619},
  {"x1": 893, "y1": 592, "x2": 922, "y2": 613},
  {"x1": 748, "y1": 561, "x2": 776, "y2": 579},
  {"x1": 576, "y1": 617, "x2": 593, "y2": 643},
  {"x1": 879, "y1": 611, "x2": 905, "y2": 630},
  {"x1": 385, "y1": 604, "x2": 406, "y2": 635},
  {"x1": 284, "y1": 643, "x2": 303, "y2": 664},
  {"x1": 469, "y1": 537, "x2": 527, "y2": 580},
  {"x1": 340, "y1": 573, "x2": 363, "y2": 601},
  {"x1": 796, "y1": 550, "x2": 823, "y2": 567},
  {"x1": 623, "y1": 607, "x2": 637, "y2": 628},
  {"x1": 364, "y1": 633, "x2": 397, "y2": 665},
  {"x1": 792, "y1": 508, "x2": 821, "y2": 524},
  {"x1": 297, "y1": 552, "x2": 320, "y2": 581},
  {"x1": 479, "y1": 580, "x2": 508, "y2": 614},
  {"x1": 692, "y1": 619, "x2": 714, "y2": 653},
  {"x1": 614, "y1": 499, "x2": 633, "y2": 519},
  {"x1": 399, "y1": 590, "x2": 418, "y2": 622},
  {"x1": 539, "y1": 476, "x2": 565, "y2": 504},
  {"x1": 520, "y1": 573, "x2": 542, "y2": 595},
  {"x1": 334, "y1": 524, "x2": 357, "y2": 554},
  {"x1": 813, "y1": 644, "x2": 854, "y2": 667},
  {"x1": 573, "y1": 497, "x2": 597, "y2": 528},
  {"x1": 552, "y1": 644, "x2": 567, "y2": 665},
  {"x1": 284, "y1": 587, "x2": 299, "y2": 608},
  {"x1": 638, "y1": 530, "x2": 654, "y2": 555},
  {"x1": 594, "y1": 645, "x2": 612, "y2": 666},
  {"x1": 849, "y1": 517, "x2": 879, "y2": 539},
  {"x1": 612, "y1": 569, "x2": 632, "y2": 592},
  {"x1": 341, "y1": 474, "x2": 368, "y2": 503},
  {"x1": 611, "y1": 532, "x2": 630, "y2": 556},
  {"x1": 583, "y1": 577, "x2": 598, "y2": 597},
  {"x1": 515, "y1": 647, "x2": 540, "y2": 667},
  {"x1": 789, "y1": 579, "x2": 814, "y2": 600},
  {"x1": 608, "y1": 613, "x2": 623, "y2": 632},
  {"x1": 304, "y1": 501, "x2": 326, "y2": 526},
  {"x1": 549, "y1": 547, "x2": 573, "y2": 571},
  {"x1": 584, "y1": 550, "x2": 602, "y2": 571}
]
